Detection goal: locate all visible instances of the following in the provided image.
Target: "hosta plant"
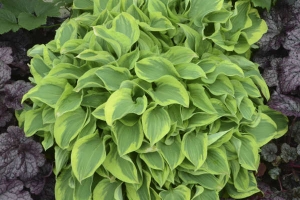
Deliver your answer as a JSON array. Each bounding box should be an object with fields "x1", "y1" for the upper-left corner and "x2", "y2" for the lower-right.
[{"x1": 18, "y1": 0, "x2": 288, "y2": 199}]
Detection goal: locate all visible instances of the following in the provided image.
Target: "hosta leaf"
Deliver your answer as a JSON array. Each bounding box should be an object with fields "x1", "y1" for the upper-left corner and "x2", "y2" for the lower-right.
[
  {"x1": 244, "y1": 113, "x2": 277, "y2": 146},
  {"x1": 135, "y1": 57, "x2": 179, "y2": 82},
  {"x1": 142, "y1": 106, "x2": 171, "y2": 145},
  {"x1": 149, "y1": 76, "x2": 189, "y2": 107},
  {"x1": 29, "y1": 56, "x2": 51, "y2": 82},
  {"x1": 126, "y1": 171, "x2": 151, "y2": 200},
  {"x1": 147, "y1": 165, "x2": 170, "y2": 187},
  {"x1": 22, "y1": 77, "x2": 67, "y2": 107},
  {"x1": 93, "y1": 179, "x2": 122, "y2": 200},
  {"x1": 55, "y1": 19, "x2": 78, "y2": 49},
  {"x1": 159, "y1": 185, "x2": 191, "y2": 200},
  {"x1": 112, "y1": 120, "x2": 143, "y2": 156},
  {"x1": 60, "y1": 39, "x2": 89, "y2": 54},
  {"x1": 178, "y1": 23, "x2": 211, "y2": 57},
  {"x1": 48, "y1": 63, "x2": 88, "y2": 79},
  {"x1": 54, "y1": 107, "x2": 87, "y2": 149},
  {"x1": 74, "y1": 176, "x2": 93, "y2": 200},
  {"x1": 181, "y1": 131, "x2": 208, "y2": 169},
  {"x1": 93, "y1": 25, "x2": 132, "y2": 58},
  {"x1": 206, "y1": 75, "x2": 234, "y2": 97},
  {"x1": 112, "y1": 12, "x2": 140, "y2": 45},
  {"x1": 103, "y1": 143, "x2": 139, "y2": 184},
  {"x1": 24, "y1": 107, "x2": 44, "y2": 137},
  {"x1": 140, "y1": 152, "x2": 165, "y2": 170},
  {"x1": 54, "y1": 146, "x2": 70, "y2": 176},
  {"x1": 232, "y1": 135, "x2": 259, "y2": 170},
  {"x1": 188, "y1": 0, "x2": 223, "y2": 23},
  {"x1": 188, "y1": 83, "x2": 216, "y2": 113},
  {"x1": 74, "y1": 68, "x2": 105, "y2": 92},
  {"x1": 95, "y1": 65, "x2": 132, "y2": 91},
  {"x1": 55, "y1": 83, "x2": 83, "y2": 117},
  {"x1": 192, "y1": 188, "x2": 219, "y2": 200},
  {"x1": 188, "y1": 113, "x2": 219, "y2": 128},
  {"x1": 157, "y1": 136, "x2": 185, "y2": 170},
  {"x1": 76, "y1": 49, "x2": 115, "y2": 64},
  {"x1": 55, "y1": 167, "x2": 74, "y2": 200},
  {"x1": 178, "y1": 172, "x2": 224, "y2": 191},
  {"x1": 71, "y1": 132, "x2": 106, "y2": 182},
  {"x1": 175, "y1": 63, "x2": 206, "y2": 80},
  {"x1": 139, "y1": 12, "x2": 174, "y2": 31},
  {"x1": 204, "y1": 61, "x2": 244, "y2": 84},
  {"x1": 162, "y1": 46, "x2": 198, "y2": 65},
  {"x1": 260, "y1": 105, "x2": 288, "y2": 139},
  {"x1": 117, "y1": 48, "x2": 139, "y2": 70},
  {"x1": 81, "y1": 92, "x2": 110, "y2": 108},
  {"x1": 104, "y1": 88, "x2": 147, "y2": 126},
  {"x1": 200, "y1": 147, "x2": 230, "y2": 175},
  {"x1": 239, "y1": 97, "x2": 255, "y2": 120}
]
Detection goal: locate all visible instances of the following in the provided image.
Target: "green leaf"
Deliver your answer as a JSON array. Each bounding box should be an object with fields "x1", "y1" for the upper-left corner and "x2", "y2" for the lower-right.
[
  {"x1": 188, "y1": 112, "x2": 219, "y2": 128},
  {"x1": 54, "y1": 107, "x2": 87, "y2": 149},
  {"x1": 244, "y1": 113, "x2": 277, "y2": 146},
  {"x1": 188, "y1": 83, "x2": 216, "y2": 113},
  {"x1": 260, "y1": 105, "x2": 288, "y2": 139},
  {"x1": 42, "y1": 131, "x2": 54, "y2": 150},
  {"x1": 135, "y1": 56, "x2": 179, "y2": 82},
  {"x1": 159, "y1": 185, "x2": 191, "y2": 200},
  {"x1": 178, "y1": 23, "x2": 211, "y2": 57},
  {"x1": 93, "y1": 179, "x2": 122, "y2": 200},
  {"x1": 112, "y1": 120, "x2": 143, "y2": 156},
  {"x1": 239, "y1": 97, "x2": 255, "y2": 120},
  {"x1": 178, "y1": 172, "x2": 224, "y2": 191},
  {"x1": 95, "y1": 65, "x2": 132, "y2": 91},
  {"x1": 139, "y1": 12, "x2": 175, "y2": 31},
  {"x1": 188, "y1": 0, "x2": 223, "y2": 23},
  {"x1": 74, "y1": 68, "x2": 105, "y2": 92},
  {"x1": 18, "y1": 12, "x2": 46, "y2": 30},
  {"x1": 206, "y1": 75, "x2": 234, "y2": 97},
  {"x1": 181, "y1": 131, "x2": 208, "y2": 169},
  {"x1": 251, "y1": 0, "x2": 272, "y2": 11},
  {"x1": 175, "y1": 63, "x2": 206, "y2": 80},
  {"x1": 60, "y1": 39, "x2": 89, "y2": 54},
  {"x1": 200, "y1": 147, "x2": 230, "y2": 175},
  {"x1": 162, "y1": 46, "x2": 198, "y2": 65},
  {"x1": 54, "y1": 146, "x2": 70, "y2": 176},
  {"x1": 82, "y1": 91, "x2": 110, "y2": 108},
  {"x1": 76, "y1": 49, "x2": 115, "y2": 64},
  {"x1": 55, "y1": 167, "x2": 74, "y2": 200},
  {"x1": 103, "y1": 143, "x2": 139, "y2": 184},
  {"x1": 192, "y1": 188, "x2": 219, "y2": 200},
  {"x1": 104, "y1": 88, "x2": 147, "y2": 126},
  {"x1": 55, "y1": 19, "x2": 78, "y2": 49},
  {"x1": 142, "y1": 106, "x2": 171, "y2": 145},
  {"x1": 140, "y1": 151, "x2": 165, "y2": 170},
  {"x1": 157, "y1": 136, "x2": 185, "y2": 170},
  {"x1": 24, "y1": 107, "x2": 44, "y2": 137},
  {"x1": 112, "y1": 12, "x2": 140, "y2": 45},
  {"x1": 0, "y1": 9, "x2": 19, "y2": 34},
  {"x1": 93, "y1": 25, "x2": 132, "y2": 58},
  {"x1": 55, "y1": 83, "x2": 83, "y2": 117},
  {"x1": 126, "y1": 171, "x2": 151, "y2": 200},
  {"x1": 73, "y1": 176, "x2": 93, "y2": 200},
  {"x1": 22, "y1": 77, "x2": 66, "y2": 108},
  {"x1": 73, "y1": 0, "x2": 93, "y2": 9},
  {"x1": 149, "y1": 76, "x2": 189, "y2": 107},
  {"x1": 232, "y1": 135, "x2": 259, "y2": 170},
  {"x1": 29, "y1": 56, "x2": 51, "y2": 82},
  {"x1": 71, "y1": 132, "x2": 106, "y2": 182},
  {"x1": 48, "y1": 63, "x2": 88, "y2": 79}
]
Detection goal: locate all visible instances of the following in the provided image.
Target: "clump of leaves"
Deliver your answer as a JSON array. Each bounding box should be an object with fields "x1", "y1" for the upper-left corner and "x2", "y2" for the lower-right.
[
  {"x1": 19, "y1": 0, "x2": 288, "y2": 199},
  {"x1": 0, "y1": 0, "x2": 72, "y2": 34}
]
